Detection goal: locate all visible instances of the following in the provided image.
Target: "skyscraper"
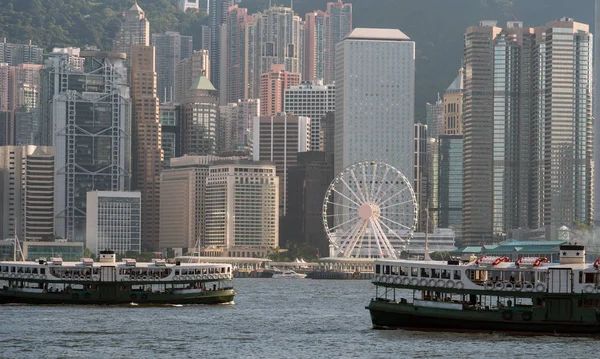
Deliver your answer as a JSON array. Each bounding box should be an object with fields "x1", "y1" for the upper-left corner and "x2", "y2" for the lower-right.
[
  {"x1": 443, "y1": 69, "x2": 463, "y2": 135},
  {"x1": 209, "y1": 0, "x2": 233, "y2": 95},
  {"x1": 461, "y1": 19, "x2": 593, "y2": 245},
  {"x1": 159, "y1": 104, "x2": 182, "y2": 166},
  {"x1": 0, "y1": 39, "x2": 43, "y2": 66},
  {"x1": 334, "y1": 28, "x2": 415, "y2": 179},
  {"x1": 326, "y1": 0, "x2": 352, "y2": 83},
  {"x1": 175, "y1": 49, "x2": 210, "y2": 102},
  {"x1": 253, "y1": 114, "x2": 310, "y2": 216},
  {"x1": 438, "y1": 135, "x2": 463, "y2": 242},
  {"x1": 304, "y1": 10, "x2": 330, "y2": 82},
  {"x1": 259, "y1": 64, "x2": 300, "y2": 116},
  {"x1": 0, "y1": 145, "x2": 55, "y2": 241},
  {"x1": 414, "y1": 124, "x2": 428, "y2": 232},
  {"x1": 131, "y1": 45, "x2": 163, "y2": 251},
  {"x1": 151, "y1": 31, "x2": 193, "y2": 103},
  {"x1": 284, "y1": 79, "x2": 335, "y2": 151},
  {"x1": 40, "y1": 49, "x2": 131, "y2": 241},
  {"x1": 426, "y1": 95, "x2": 444, "y2": 140},
  {"x1": 181, "y1": 75, "x2": 219, "y2": 155},
  {"x1": 258, "y1": 6, "x2": 304, "y2": 76},
  {"x1": 112, "y1": 2, "x2": 150, "y2": 68}
]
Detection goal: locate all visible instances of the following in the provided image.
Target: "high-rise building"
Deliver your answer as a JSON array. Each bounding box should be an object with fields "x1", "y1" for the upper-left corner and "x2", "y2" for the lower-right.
[
  {"x1": 209, "y1": 0, "x2": 233, "y2": 95},
  {"x1": 334, "y1": 28, "x2": 415, "y2": 179},
  {"x1": 175, "y1": 50, "x2": 210, "y2": 102},
  {"x1": 200, "y1": 25, "x2": 211, "y2": 51},
  {"x1": 461, "y1": 19, "x2": 593, "y2": 245},
  {"x1": 204, "y1": 160, "x2": 279, "y2": 257},
  {"x1": 181, "y1": 75, "x2": 219, "y2": 155},
  {"x1": 131, "y1": 45, "x2": 163, "y2": 251},
  {"x1": 253, "y1": 114, "x2": 310, "y2": 216},
  {"x1": 438, "y1": 135, "x2": 463, "y2": 242},
  {"x1": 443, "y1": 69, "x2": 463, "y2": 135},
  {"x1": 0, "y1": 146, "x2": 55, "y2": 241},
  {"x1": 159, "y1": 154, "x2": 243, "y2": 253},
  {"x1": 151, "y1": 31, "x2": 193, "y2": 103},
  {"x1": 304, "y1": 10, "x2": 330, "y2": 82},
  {"x1": 176, "y1": 0, "x2": 200, "y2": 11},
  {"x1": 426, "y1": 95, "x2": 444, "y2": 140},
  {"x1": 223, "y1": 6, "x2": 249, "y2": 104},
  {"x1": 86, "y1": 191, "x2": 141, "y2": 256},
  {"x1": 414, "y1": 124, "x2": 428, "y2": 232},
  {"x1": 40, "y1": 49, "x2": 131, "y2": 241},
  {"x1": 218, "y1": 98, "x2": 260, "y2": 155},
  {"x1": 285, "y1": 151, "x2": 333, "y2": 255},
  {"x1": 112, "y1": 2, "x2": 150, "y2": 68},
  {"x1": 284, "y1": 79, "x2": 335, "y2": 151},
  {"x1": 326, "y1": 0, "x2": 352, "y2": 83},
  {"x1": 159, "y1": 104, "x2": 182, "y2": 166},
  {"x1": 0, "y1": 39, "x2": 44, "y2": 66},
  {"x1": 258, "y1": 6, "x2": 304, "y2": 76},
  {"x1": 259, "y1": 64, "x2": 300, "y2": 116}
]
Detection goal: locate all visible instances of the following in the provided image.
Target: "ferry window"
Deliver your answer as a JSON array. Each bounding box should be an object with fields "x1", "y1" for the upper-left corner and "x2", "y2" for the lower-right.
[
  {"x1": 585, "y1": 273, "x2": 595, "y2": 284},
  {"x1": 10, "y1": 267, "x2": 15, "y2": 272},
  {"x1": 579, "y1": 271, "x2": 583, "y2": 283},
  {"x1": 40, "y1": 268, "x2": 45, "y2": 275},
  {"x1": 1, "y1": 266, "x2": 7, "y2": 272},
  {"x1": 384, "y1": 266, "x2": 390, "y2": 275},
  {"x1": 420, "y1": 268, "x2": 430, "y2": 278},
  {"x1": 17, "y1": 267, "x2": 23, "y2": 273},
  {"x1": 33, "y1": 268, "x2": 38, "y2": 274},
  {"x1": 431, "y1": 269, "x2": 440, "y2": 278},
  {"x1": 375, "y1": 264, "x2": 380, "y2": 274},
  {"x1": 453, "y1": 270, "x2": 461, "y2": 280},
  {"x1": 411, "y1": 267, "x2": 418, "y2": 277},
  {"x1": 400, "y1": 266, "x2": 408, "y2": 276},
  {"x1": 441, "y1": 270, "x2": 450, "y2": 279},
  {"x1": 175, "y1": 270, "x2": 180, "y2": 275}
]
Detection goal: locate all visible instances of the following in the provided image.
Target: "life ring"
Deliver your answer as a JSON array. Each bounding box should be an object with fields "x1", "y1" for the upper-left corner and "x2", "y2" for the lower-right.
[
  {"x1": 419, "y1": 278, "x2": 428, "y2": 286},
  {"x1": 17, "y1": 274, "x2": 22, "y2": 279},
  {"x1": 130, "y1": 293, "x2": 138, "y2": 301},
  {"x1": 523, "y1": 282, "x2": 534, "y2": 292},
  {"x1": 505, "y1": 283, "x2": 514, "y2": 291},
  {"x1": 41, "y1": 275, "x2": 46, "y2": 280},
  {"x1": 142, "y1": 276, "x2": 147, "y2": 280},
  {"x1": 585, "y1": 285, "x2": 594, "y2": 293},
  {"x1": 141, "y1": 293, "x2": 148, "y2": 300},
  {"x1": 374, "y1": 275, "x2": 380, "y2": 282},
  {"x1": 429, "y1": 279, "x2": 437, "y2": 287},
  {"x1": 186, "y1": 275, "x2": 192, "y2": 281},
  {"x1": 395, "y1": 277, "x2": 402, "y2": 284},
  {"x1": 522, "y1": 311, "x2": 533, "y2": 321},
  {"x1": 410, "y1": 278, "x2": 418, "y2": 286},
  {"x1": 72, "y1": 293, "x2": 79, "y2": 300},
  {"x1": 535, "y1": 283, "x2": 546, "y2": 292},
  {"x1": 92, "y1": 276, "x2": 98, "y2": 281},
  {"x1": 595, "y1": 285, "x2": 600, "y2": 293},
  {"x1": 446, "y1": 280, "x2": 455, "y2": 289},
  {"x1": 455, "y1": 281, "x2": 464, "y2": 290},
  {"x1": 437, "y1": 279, "x2": 445, "y2": 287},
  {"x1": 84, "y1": 292, "x2": 91, "y2": 300},
  {"x1": 502, "y1": 310, "x2": 513, "y2": 320},
  {"x1": 494, "y1": 282, "x2": 505, "y2": 290},
  {"x1": 485, "y1": 281, "x2": 494, "y2": 290},
  {"x1": 402, "y1": 277, "x2": 410, "y2": 285}
]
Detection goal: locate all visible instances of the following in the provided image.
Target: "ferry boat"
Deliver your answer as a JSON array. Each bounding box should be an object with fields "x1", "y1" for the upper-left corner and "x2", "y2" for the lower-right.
[
  {"x1": 366, "y1": 244, "x2": 600, "y2": 334},
  {"x1": 0, "y1": 250, "x2": 235, "y2": 305}
]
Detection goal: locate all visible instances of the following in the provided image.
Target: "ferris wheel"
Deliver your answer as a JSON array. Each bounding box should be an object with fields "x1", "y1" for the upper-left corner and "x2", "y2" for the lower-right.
[{"x1": 322, "y1": 161, "x2": 418, "y2": 259}]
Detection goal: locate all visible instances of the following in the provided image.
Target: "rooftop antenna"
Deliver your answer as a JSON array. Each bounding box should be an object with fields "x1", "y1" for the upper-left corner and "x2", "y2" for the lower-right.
[{"x1": 12, "y1": 219, "x2": 25, "y2": 261}]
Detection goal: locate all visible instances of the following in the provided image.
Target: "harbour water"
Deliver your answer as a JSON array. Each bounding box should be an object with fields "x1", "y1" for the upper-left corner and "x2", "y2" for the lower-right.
[{"x1": 1, "y1": 279, "x2": 598, "y2": 358}]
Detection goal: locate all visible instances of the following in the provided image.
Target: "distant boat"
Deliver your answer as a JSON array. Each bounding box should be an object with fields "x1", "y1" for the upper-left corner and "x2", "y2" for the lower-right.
[{"x1": 272, "y1": 270, "x2": 307, "y2": 279}]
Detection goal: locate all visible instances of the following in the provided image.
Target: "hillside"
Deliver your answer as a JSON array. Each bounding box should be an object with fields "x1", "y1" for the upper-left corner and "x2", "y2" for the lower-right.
[{"x1": 0, "y1": 0, "x2": 594, "y2": 118}]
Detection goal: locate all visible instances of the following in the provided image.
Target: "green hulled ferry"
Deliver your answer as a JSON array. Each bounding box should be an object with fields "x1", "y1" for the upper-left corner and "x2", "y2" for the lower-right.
[
  {"x1": 367, "y1": 244, "x2": 600, "y2": 334},
  {"x1": 0, "y1": 250, "x2": 235, "y2": 305}
]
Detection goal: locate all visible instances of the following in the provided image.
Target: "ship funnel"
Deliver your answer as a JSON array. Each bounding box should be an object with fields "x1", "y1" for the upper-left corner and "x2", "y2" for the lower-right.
[
  {"x1": 559, "y1": 244, "x2": 585, "y2": 265},
  {"x1": 99, "y1": 250, "x2": 116, "y2": 264}
]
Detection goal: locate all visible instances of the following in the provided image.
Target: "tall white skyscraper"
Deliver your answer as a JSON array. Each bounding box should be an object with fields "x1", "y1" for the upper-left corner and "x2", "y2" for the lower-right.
[{"x1": 334, "y1": 28, "x2": 415, "y2": 179}]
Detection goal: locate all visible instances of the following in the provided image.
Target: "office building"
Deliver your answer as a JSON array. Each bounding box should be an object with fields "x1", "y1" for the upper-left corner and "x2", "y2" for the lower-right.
[
  {"x1": 284, "y1": 79, "x2": 335, "y2": 151},
  {"x1": 151, "y1": 31, "x2": 193, "y2": 103},
  {"x1": 443, "y1": 69, "x2": 463, "y2": 135},
  {"x1": 159, "y1": 154, "x2": 243, "y2": 252},
  {"x1": 260, "y1": 64, "x2": 300, "y2": 116},
  {"x1": 112, "y1": 2, "x2": 150, "y2": 68},
  {"x1": 326, "y1": 0, "x2": 352, "y2": 83},
  {"x1": 181, "y1": 75, "x2": 219, "y2": 155},
  {"x1": 334, "y1": 28, "x2": 415, "y2": 178},
  {"x1": 204, "y1": 160, "x2": 279, "y2": 257},
  {"x1": 285, "y1": 152, "x2": 333, "y2": 255},
  {"x1": 86, "y1": 191, "x2": 141, "y2": 256},
  {"x1": 23, "y1": 241, "x2": 84, "y2": 261},
  {"x1": 209, "y1": 0, "x2": 233, "y2": 95},
  {"x1": 438, "y1": 135, "x2": 463, "y2": 242},
  {"x1": 159, "y1": 104, "x2": 182, "y2": 166},
  {"x1": 175, "y1": 50, "x2": 210, "y2": 102},
  {"x1": 253, "y1": 114, "x2": 310, "y2": 216},
  {"x1": 426, "y1": 95, "x2": 444, "y2": 140},
  {"x1": 414, "y1": 124, "x2": 428, "y2": 232},
  {"x1": 0, "y1": 146, "x2": 55, "y2": 241},
  {"x1": 304, "y1": 10, "x2": 330, "y2": 82},
  {"x1": 40, "y1": 49, "x2": 131, "y2": 241},
  {"x1": 131, "y1": 45, "x2": 163, "y2": 251}
]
